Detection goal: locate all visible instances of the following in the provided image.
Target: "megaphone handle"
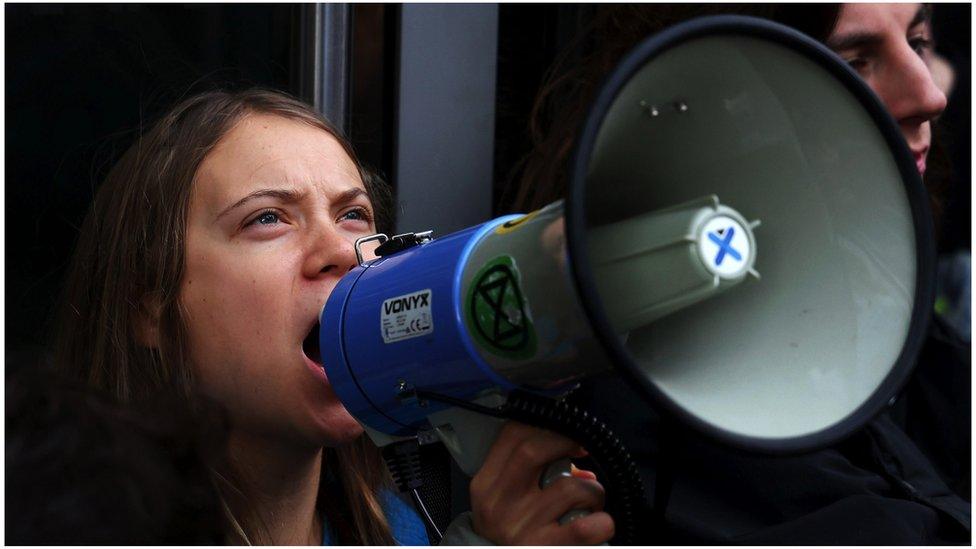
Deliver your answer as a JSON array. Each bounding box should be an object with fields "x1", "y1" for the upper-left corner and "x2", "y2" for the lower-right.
[
  {"x1": 431, "y1": 408, "x2": 600, "y2": 532},
  {"x1": 540, "y1": 458, "x2": 592, "y2": 525},
  {"x1": 424, "y1": 390, "x2": 638, "y2": 542}
]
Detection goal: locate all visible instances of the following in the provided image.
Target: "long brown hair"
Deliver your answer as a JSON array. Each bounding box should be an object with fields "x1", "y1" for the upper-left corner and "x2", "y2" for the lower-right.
[{"x1": 55, "y1": 88, "x2": 396, "y2": 545}]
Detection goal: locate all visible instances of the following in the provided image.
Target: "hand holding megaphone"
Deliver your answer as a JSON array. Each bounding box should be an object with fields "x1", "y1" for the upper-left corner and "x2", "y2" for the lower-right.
[{"x1": 467, "y1": 422, "x2": 612, "y2": 545}]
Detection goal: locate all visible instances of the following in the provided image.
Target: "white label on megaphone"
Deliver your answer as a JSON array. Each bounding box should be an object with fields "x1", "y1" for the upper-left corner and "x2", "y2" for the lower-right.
[
  {"x1": 698, "y1": 215, "x2": 752, "y2": 279},
  {"x1": 380, "y1": 288, "x2": 434, "y2": 343}
]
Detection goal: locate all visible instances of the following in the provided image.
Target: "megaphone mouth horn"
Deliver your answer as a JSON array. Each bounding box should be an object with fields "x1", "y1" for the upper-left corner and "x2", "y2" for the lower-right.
[{"x1": 564, "y1": 15, "x2": 936, "y2": 454}]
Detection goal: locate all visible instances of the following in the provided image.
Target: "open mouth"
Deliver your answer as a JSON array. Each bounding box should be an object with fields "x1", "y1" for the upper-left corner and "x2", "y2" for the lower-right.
[{"x1": 303, "y1": 321, "x2": 323, "y2": 368}]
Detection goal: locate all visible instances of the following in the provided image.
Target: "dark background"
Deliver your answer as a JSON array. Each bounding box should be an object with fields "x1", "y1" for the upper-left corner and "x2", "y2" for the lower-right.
[
  {"x1": 6, "y1": 4, "x2": 297, "y2": 363},
  {"x1": 3, "y1": 3, "x2": 585, "y2": 364},
  {"x1": 5, "y1": 4, "x2": 970, "y2": 367}
]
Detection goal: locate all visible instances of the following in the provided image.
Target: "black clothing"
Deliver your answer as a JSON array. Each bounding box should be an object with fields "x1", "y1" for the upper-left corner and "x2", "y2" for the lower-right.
[{"x1": 891, "y1": 313, "x2": 971, "y2": 500}]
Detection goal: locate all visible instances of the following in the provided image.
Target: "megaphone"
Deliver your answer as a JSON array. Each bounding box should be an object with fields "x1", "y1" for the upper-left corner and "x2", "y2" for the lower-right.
[{"x1": 318, "y1": 15, "x2": 934, "y2": 542}]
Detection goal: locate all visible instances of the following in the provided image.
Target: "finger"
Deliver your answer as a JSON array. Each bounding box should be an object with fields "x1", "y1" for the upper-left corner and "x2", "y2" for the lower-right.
[
  {"x1": 506, "y1": 431, "x2": 588, "y2": 491},
  {"x1": 477, "y1": 422, "x2": 585, "y2": 496},
  {"x1": 570, "y1": 463, "x2": 598, "y2": 481},
  {"x1": 535, "y1": 476, "x2": 606, "y2": 524},
  {"x1": 474, "y1": 421, "x2": 536, "y2": 488},
  {"x1": 521, "y1": 511, "x2": 615, "y2": 546},
  {"x1": 562, "y1": 510, "x2": 615, "y2": 545},
  {"x1": 508, "y1": 476, "x2": 606, "y2": 536},
  {"x1": 471, "y1": 422, "x2": 543, "y2": 515}
]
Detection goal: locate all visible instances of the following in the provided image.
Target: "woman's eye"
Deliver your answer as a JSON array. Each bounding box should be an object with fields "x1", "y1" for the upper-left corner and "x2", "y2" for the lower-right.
[
  {"x1": 246, "y1": 210, "x2": 281, "y2": 227},
  {"x1": 909, "y1": 36, "x2": 932, "y2": 57},
  {"x1": 339, "y1": 207, "x2": 372, "y2": 223},
  {"x1": 256, "y1": 212, "x2": 280, "y2": 224},
  {"x1": 844, "y1": 56, "x2": 868, "y2": 72}
]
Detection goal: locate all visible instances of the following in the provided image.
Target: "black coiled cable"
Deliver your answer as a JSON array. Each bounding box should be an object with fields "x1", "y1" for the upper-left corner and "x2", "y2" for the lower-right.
[{"x1": 502, "y1": 390, "x2": 645, "y2": 545}]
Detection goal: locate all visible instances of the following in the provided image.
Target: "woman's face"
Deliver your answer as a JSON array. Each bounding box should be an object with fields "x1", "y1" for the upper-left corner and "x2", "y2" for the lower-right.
[
  {"x1": 827, "y1": 3, "x2": 947, "y2": 176},
  {"x1": 180, "y1": 113, "x2": 372, "y2": 448}
]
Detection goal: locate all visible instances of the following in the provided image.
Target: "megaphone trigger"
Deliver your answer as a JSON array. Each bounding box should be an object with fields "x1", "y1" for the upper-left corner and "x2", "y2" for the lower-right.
[{"x1": 541, "y1": 458, "x2": 593, "y2": 525}]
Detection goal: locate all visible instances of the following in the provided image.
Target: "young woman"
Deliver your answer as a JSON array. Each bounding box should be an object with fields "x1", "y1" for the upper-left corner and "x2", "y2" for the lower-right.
[{"x1": 55, "y1": 89, "x2": 614, "y2": 545}]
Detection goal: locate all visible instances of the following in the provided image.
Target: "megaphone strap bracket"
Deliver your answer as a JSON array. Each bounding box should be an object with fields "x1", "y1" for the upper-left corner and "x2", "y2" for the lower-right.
[{"x1": 354, "y1": 233, "x2": 389, "y2": 266}]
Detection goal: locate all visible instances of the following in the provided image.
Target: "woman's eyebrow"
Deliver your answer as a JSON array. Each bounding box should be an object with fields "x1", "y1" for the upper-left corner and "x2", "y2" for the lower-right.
[
  {"x1": 333, "y1": 187, "x2": 369, "y2": 205},
  {"x1": 216, "y1": 188, "x2": 307, "y2": 220},
  {"x1": 826, "y1": 30, "x2": 883, "y2": 52}
]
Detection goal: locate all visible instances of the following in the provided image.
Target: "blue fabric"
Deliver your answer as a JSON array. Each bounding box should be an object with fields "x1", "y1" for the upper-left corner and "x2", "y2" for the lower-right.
[{"x1": 322, "y1": 489, "x2": 430, "y2": 546}]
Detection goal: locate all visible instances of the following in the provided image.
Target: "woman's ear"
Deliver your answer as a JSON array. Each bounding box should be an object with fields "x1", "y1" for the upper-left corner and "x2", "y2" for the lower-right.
[{"x1": 135, "y1": 296, "x2": 162, "y2": 349}]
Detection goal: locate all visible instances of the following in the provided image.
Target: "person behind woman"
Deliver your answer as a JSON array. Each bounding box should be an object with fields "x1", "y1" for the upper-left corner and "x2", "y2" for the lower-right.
[
  {"x1": 54, "y1": 89, "x2": 613, "y2": 545},
  {"x1": 824, "y1": 4, "x2": 969, "y2": 503}
]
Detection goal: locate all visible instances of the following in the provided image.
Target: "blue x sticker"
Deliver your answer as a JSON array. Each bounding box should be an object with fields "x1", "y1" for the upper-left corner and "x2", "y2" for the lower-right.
[{"x1": 708, "y1": 228, "x2": 742, "y2": 266}]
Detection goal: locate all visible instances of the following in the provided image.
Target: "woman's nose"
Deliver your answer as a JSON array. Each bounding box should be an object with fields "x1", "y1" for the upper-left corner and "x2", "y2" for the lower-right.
[
  {"x1": 882, "y1": 45, "x2": 948, "y2": 126},
  {"x1": 302, "y1": 224, "x2": 358, "y2": 279}
]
